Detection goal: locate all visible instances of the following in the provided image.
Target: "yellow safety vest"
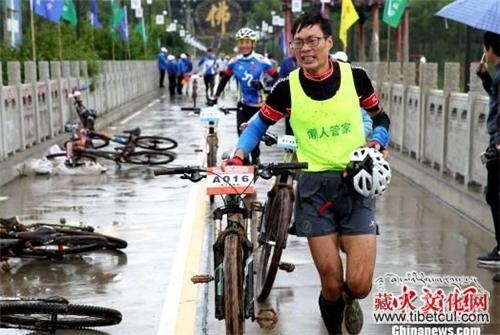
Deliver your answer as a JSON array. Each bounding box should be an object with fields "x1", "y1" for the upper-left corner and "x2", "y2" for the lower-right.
[{"x1": 289, "y1": 62, "x2": 365, "y2": 171}]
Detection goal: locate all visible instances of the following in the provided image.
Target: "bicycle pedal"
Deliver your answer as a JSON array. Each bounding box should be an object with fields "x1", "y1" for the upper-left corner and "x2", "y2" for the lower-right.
[
  {"x1": 256, "y1": 308, "x2": 278, "y2": 329},
  {"x1": 190, "y1": 274, "x2": 214, "y2": 284},
  {"x1": 279, "y1": 262, "x2": 295, "y2": 272}
]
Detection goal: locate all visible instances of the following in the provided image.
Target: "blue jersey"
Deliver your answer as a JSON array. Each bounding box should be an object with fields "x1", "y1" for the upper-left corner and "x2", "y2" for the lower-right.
[{"x1": 226, "y1": 52, "x2": 275, "y2": 106}]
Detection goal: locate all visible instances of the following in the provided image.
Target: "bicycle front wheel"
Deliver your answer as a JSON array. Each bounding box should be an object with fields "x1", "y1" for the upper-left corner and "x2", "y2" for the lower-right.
[
  {"x1": 0, "y1": 301, "x2": 122, "y2": 330},
  {"x1": 256, "y1": 187, "x2": 293, "y2": 302},
  {"x1": 224, "y1": 234, "x2": 244, "y2": 335},
  {"x1": 124, "y1": 151, "x2": 177, "y2": 165},
  {"x1": 133, "y1": 136, "x2": 178, "y2": 151}
]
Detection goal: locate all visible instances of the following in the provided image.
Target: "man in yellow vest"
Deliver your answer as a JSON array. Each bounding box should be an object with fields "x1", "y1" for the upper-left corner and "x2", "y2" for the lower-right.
[{"x1": 225, "y1": 13, "x2": 390, "y2": 335}]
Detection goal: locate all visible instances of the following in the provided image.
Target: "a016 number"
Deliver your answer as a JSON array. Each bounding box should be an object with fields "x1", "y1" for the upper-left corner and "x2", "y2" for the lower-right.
[{"x1": 211, "y1": 174, "x2": 250, "y2": 184}]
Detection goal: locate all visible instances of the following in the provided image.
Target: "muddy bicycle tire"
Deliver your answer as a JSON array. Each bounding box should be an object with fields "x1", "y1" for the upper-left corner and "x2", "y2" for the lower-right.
[
  {"x1": 0, "y1": 301, "x2": 122, "y2": 330},
  {"x1": 46, "y1": 152, "x2": 96, "y2": 167},
  {"x1": 224, "y1": 234, "x2": 244, "y2": 335},
  {"x1": 124, "y1": 151, "x2": 176, "y2": 165},
  {"x1": 256, "y1": 188, "x2": 293, "y2": 302},
  {"x1": 133, "y1": 136, "x2": 178, "y2": 151}
]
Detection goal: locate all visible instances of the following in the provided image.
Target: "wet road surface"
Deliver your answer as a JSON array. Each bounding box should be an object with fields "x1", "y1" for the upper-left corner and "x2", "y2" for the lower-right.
[{"x1": 0, "y1": 91, "x2": 499, "y2": 335}]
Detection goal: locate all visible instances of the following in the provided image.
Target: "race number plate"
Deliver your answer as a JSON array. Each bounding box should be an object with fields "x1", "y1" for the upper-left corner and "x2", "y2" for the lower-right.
[
  {"x1": 199, "y1": 107, "x2": 223, "y2": 124},
  {"x1": 277, "y1": 135, "x2": 297, "y2": 151},
  {"x1": 206, "y1": 166, "x2": 255, "y2": 195}
]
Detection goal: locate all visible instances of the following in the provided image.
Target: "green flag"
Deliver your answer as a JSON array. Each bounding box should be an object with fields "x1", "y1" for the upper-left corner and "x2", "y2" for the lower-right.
[
  {"x1": 135, "y1": 18, "x2": 148, "y2": 44},
  {"x1": 61, "y1": 0, "x2": 77, "y2": 26},
  {"x1": 383, "y1": 0, "x2": 409, "y2": 28},
  {"x1": 110, "y1": 1, "x2": 125, "y2": 40}
]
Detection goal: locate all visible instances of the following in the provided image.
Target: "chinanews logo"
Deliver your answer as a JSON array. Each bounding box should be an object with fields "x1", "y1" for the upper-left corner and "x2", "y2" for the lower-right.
[{"x1": 373, "y1": 272, "x2": 490, "y2": 335}]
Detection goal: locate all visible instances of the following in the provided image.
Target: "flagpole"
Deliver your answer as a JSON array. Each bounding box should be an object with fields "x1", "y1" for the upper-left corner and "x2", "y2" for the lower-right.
[
  {"x1": 58, "y1": 23, "x2": 63, "y2": 61},
  {"x1": 386, "y1": 25, "x2": 391, "y2": 70},
  {"x1": 30, "y1": 0, "x2": 37, "y2": 61}
]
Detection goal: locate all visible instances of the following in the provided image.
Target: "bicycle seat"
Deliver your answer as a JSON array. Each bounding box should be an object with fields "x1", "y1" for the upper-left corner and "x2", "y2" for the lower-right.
[{"x1": 123, "y1": 127, "x2": 141, "y2": 136}]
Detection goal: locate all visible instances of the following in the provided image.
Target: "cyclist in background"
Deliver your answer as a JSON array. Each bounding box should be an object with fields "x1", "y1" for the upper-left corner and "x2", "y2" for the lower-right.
[
  {"x1": 210, "y1": 27, "x2": 278, "y2": 164},
  {"x1": 199, "y1": 48, "x2": 217, "y2": 98}
]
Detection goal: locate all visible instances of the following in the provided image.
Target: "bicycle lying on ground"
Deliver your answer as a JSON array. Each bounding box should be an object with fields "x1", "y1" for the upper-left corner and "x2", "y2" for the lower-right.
[
  {"x1": 0, "y1": 217, "x2": 127, "y2": 262},
  {"x1": 47, "y1": 123, "x2": 177, "y2": 168},
  {"x1": 255, "y1": 132, "x2": 299, "y2": 302},
  {"x1": 0, "y1": 296, "x2": 121, "y2": 331},
  {"x1": 154, "y1": 161, "x2": 307, "y2": 334}
]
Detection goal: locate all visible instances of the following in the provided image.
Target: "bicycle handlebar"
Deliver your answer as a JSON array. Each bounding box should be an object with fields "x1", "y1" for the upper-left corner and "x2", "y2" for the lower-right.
[
  {"x1": 153, "y1": 166, "x2": 204, "y2": 176},
  {"x1": 153, "y1": 162, "x2": 308, "y2": 180}
]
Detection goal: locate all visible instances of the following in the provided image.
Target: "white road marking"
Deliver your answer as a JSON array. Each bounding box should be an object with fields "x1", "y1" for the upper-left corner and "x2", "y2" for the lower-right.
[{"x1": 120, "y1": 110, "x2": 143, "y2": 125}]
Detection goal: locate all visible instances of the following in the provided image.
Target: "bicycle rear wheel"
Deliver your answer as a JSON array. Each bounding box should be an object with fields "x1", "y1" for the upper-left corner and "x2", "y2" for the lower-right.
[
  {"x1": 0, "y1": 301, "x2": 122, "y2": 330},
  {"x1": 224, "y1": 234, "x2": 244, "y2": 335},
  {"x1": 256, "y1": 188, "x2": 292, "y2": 302},
  {"x1": 124, "y1": 151, "x2": 176, "y2": 165},
  {"x1": 133, "y1": 136, "x2": 178, "y2": 151}
]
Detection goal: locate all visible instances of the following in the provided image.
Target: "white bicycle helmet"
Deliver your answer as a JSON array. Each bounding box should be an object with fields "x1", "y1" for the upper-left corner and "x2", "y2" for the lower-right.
[
  {"x1": 347, "y1": 147, "x2": 391, "y2": 198},
  {"x1": 235, "y1": 27, "x2": 257, "y2": 41}
]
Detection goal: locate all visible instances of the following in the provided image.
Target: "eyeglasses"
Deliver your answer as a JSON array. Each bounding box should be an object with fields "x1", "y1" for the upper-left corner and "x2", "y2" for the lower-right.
[{"x1": 289, "y1": 36, "x2": 329, "y2": 50}]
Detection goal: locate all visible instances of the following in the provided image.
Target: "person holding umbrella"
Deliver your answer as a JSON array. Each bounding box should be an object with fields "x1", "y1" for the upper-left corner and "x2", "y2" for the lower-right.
[{"x1": 476, "y1": 31, "x2": 500, "y2": 266}]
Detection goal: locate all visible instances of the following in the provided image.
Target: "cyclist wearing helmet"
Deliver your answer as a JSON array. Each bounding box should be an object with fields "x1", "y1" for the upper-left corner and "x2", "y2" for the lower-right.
[
  {"x1": 225, "y1": 13, "x2": 390, "y2": 335},
  {"x1": 210, "y1": 27, "x2": 278, "y2": 164}
]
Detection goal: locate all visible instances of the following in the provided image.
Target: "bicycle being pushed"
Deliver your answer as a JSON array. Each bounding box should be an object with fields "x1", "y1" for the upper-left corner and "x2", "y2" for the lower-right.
[{"x1": 154, "y1": 161, "x2": 307, "y2": 334}]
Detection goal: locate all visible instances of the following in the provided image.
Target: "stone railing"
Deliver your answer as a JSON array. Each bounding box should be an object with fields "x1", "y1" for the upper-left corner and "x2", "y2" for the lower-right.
[
  {"x1": 357, "y1": 61, "x2": 490, "y2": 190},
  {"x1": 0, "y1": 60, "x2": 158, "y2": 161}
]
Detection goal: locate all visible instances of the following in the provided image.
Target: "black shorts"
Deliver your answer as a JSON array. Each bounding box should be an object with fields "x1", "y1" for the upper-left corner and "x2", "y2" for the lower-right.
[{"x1": 294, "y1": 171, "x2": 378, "y2": 237}]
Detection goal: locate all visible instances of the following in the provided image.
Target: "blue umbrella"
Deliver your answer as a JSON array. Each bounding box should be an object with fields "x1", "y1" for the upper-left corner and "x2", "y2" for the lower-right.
[{"x1": 435, "y1": 0, "x2": 500, "y2": 33}]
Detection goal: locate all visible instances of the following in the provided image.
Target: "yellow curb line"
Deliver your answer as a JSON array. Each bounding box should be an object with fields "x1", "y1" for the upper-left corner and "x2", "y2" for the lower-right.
[{"x1": 174, "y1": 181, "x2": 208, "y2": 334}]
